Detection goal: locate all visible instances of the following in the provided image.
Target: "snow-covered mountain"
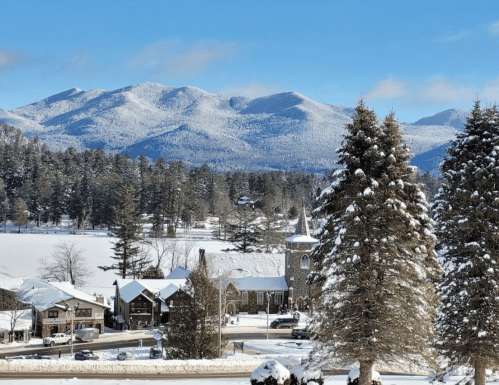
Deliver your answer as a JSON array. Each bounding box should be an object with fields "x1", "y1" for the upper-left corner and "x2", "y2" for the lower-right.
[{"x1": 0, "y1": 83, "x2": 467, "y2": 172}]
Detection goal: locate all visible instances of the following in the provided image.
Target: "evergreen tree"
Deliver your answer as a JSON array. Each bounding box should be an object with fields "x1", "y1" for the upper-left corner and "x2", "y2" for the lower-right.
[
  {"x1": 99, "y1": 185, "x2": 143, "y2": 279},
  {"x1": 434, "y1": 102, "x2": 499, "y2": 385},
  {"x1": 309, "y1": 103, "x2": 439, "y2": 385},
  {"x1": 230, "y1": 206, "x2": 261, "y2": 252},
  {"x1": 164, "y1": 267, "x2": 226, "y2": 359},
  {"x1": 12, "y1": 197, "x2": 28, "y2": 233}
]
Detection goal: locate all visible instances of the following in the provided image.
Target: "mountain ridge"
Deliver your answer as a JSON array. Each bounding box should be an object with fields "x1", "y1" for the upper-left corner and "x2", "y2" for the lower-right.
[{"x1": 0, "y1": 82, "x2": 468, "y2": 173}]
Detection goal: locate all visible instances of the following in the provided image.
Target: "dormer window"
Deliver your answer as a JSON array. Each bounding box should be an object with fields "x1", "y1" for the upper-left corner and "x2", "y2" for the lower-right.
[{"x1": 300, "y1": 255, "x2": 309, "y2": 269}]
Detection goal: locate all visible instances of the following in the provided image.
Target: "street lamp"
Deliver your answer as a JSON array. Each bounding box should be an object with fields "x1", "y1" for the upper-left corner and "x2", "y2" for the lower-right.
[
  {"x1": 64, "y1": 301, "x2": 80, "y2": 357},
  {"x1": 266, "y1": 292, "x2": 274, "y2": 340}
]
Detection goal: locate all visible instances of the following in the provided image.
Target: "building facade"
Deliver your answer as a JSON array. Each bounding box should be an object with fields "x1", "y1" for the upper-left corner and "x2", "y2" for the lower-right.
[{"x1": 284, "y1": 208, "x2": 320, "y2": 311}]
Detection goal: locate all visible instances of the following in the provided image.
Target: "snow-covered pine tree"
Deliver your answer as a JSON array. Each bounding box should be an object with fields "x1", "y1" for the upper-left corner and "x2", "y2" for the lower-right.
[
  {"x1": 309, "y1": 102, "x2": 439, "y2": 385},
  {"x1": 99, "y1": 185, "x2": 143, "y2": 279},
  {"x1": 434, "y1": 102, "x2": 499, "y2": 385}
]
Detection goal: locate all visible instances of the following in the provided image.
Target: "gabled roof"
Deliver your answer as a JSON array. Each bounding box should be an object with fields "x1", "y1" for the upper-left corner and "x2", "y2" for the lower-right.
[
  {"x1": 232, "y1": 276, "x2": 288, "y2": 292},
  {"x1": 18, "y1": 278, "x2": 110, "y2": 312},
  {"x1": 165, "y1": 266, "x2": 191, "y2": 280},
  {"x1": 115, "y1": 278, "x2": 187, "y2": 303}
]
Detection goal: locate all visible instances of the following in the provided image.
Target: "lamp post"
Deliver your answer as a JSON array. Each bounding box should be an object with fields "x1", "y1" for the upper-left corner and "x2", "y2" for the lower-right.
[
  {"x1": 266, "y1": 292, "x2": 273, "y2": 340},
  {"x1": 64, "y1": 301, "x2": 79, "y2": 357}
]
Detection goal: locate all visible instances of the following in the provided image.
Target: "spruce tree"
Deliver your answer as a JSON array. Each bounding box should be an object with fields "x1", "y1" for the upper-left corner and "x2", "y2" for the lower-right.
[
  {"x1": 99, "y1": 185, "x2": 143, "y2": 279},
  {"x1": 309, "y1": 102, "x2": 439, "y2": 385},
  {"x1": 434, "y1": 102, "x2": 499, "y2": 385},
  {"x1": 165, "y1": 267, "x2": 225, "y2": 359},
  {"x1": 13, "y1": 197, "x2": 28, "y2": 233}
]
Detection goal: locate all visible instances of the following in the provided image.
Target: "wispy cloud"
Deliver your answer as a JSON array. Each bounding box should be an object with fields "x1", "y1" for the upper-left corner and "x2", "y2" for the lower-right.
[
  {"x1": 0, "y1": 47, "x2": 27, "y2": 69},
  {"x1": 435, "y1": 30, "x2": 470, "y2": 43},
  {"x1": 128, "y1": 40, "x2": 239, "y2": 79},
  {"x1": 220, "y1": 77, "x2": 282, "y2": 99},
  {"x1": 365, "y1": 75, "x2": 489, "y2": 106},
  {"x1": 489, "y1": 20, "x2": 499, "y2": 36},
  {"x1": 482, "y1": 77, "x2": 499, "y2": 102},
  {"x1": 58, "y1": 50, "x2": 92, "y2": 73},
  {"x1": 420, "y1": 76, "x2": 475, "y2": 103},
  {"x1": 365, "y1": 77, "x2": 408, "y2": 101}
]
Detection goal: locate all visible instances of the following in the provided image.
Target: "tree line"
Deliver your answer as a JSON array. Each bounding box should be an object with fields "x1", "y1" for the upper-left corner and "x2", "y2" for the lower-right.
[{"x1": 0, "y1": 121, "x2": 324, "y2": 234}]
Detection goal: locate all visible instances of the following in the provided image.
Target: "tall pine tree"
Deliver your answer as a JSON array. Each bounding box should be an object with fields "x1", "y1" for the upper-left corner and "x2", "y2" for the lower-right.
[
  {"x1": 434, "y1": 102, "x2": 499, "y2": 385},
  {"x1": 99, "y1": 185, "x2": 143, "y2": 279},
  {"x1": 309, "y1": 102, "x2": 439, "y2": 385}
]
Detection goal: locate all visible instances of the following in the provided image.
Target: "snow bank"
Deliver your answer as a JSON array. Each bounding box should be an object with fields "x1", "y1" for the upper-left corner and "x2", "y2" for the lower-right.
[{"x1": 0, "y1": 357, "x2": 267, "y2": 375}]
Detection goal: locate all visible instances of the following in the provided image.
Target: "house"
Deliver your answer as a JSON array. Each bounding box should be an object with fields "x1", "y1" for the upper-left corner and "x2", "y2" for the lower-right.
[
  {"x1": 0, "y1": 310, "x2": 32, "y2": 343},
  {"x1": 113, "y1": 271, "x2": 187, "y2": 330},
  {"x1": 237, "y1": 196, "x2": 258, "y2": 208},
  {"x1": 0, "y1": 273, "x2": 32, "y2": 342},
  {"x1": 18, "y1": 278, "x2": 110, "y2": 338},
  {"x1": 227, "y1": 276, "x2": 289, "y2": 314}
]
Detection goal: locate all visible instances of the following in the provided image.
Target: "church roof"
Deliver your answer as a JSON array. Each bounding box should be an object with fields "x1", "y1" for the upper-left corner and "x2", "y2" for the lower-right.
[{"x1": 286, "y1": 208, "x2": 317, "y2": 244}]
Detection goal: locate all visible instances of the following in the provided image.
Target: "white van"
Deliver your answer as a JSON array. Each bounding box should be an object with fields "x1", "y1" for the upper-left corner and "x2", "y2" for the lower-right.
[{"x1": 75, "y1": 328, "x2": 99, "y2": 342}]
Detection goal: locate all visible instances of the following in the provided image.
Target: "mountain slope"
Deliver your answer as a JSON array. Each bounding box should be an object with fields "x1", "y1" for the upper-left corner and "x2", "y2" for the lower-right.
[{"x1": 1, "y1": 83, "x2": 465, "y2": 172}]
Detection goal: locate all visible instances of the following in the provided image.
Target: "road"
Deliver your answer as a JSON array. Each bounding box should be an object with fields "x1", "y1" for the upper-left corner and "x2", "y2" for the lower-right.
[{"x1": 0, "y1": 329, "x2": 294, "y2": 358}]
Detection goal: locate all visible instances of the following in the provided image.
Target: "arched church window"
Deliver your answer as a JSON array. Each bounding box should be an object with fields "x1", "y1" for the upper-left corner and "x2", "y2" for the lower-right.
[{"x1": 300, "y1": 255, "x2": 309, "y2": 269}]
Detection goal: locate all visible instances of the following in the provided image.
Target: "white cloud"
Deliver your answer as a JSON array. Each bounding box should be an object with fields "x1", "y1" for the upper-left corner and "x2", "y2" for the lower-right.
[
  {"x1": 482, "y1": 77, "x2": 499, "y2": 102},
  {"x1": 220, "y1": 77, "x2": 282, "y2": 99},
  {"x1": 365, "y1": 78, "x2": 408, "y2": 101},
  {"x1": 0, "y1": 47, "x2": 26, "y2": 69},
  {"x1": 128, "y1": 40, "x2": 238, "y2": 78},
  {"x1": 489, "y1": 20, "x2": 499, "y2": 36},
  {"x1": 420, "y1": 76, "x2": 475, "y2": 103},
  {"x1": 435, "y1": 30, "x2": 470, "y2": 43}
]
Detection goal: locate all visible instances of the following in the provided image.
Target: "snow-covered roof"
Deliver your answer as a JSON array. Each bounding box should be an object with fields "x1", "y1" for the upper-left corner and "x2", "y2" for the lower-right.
[
  {"x1": 165, "y1": 266, "x2": 191, "y2": 280},
  {"x1": 233, "y1": 277, "x2": 288, "y2": 291},
  {"x1": 18, "y1": 278, "x2": 110, "y2": 312},
  {"x1": 0, "y1": 310, "x2": 32, "y2": 332},
  {"x1": 115, "y1": 278, "x2": 187, "y2": 303},
  {"x1": 285, "y1": 234, "x2": 317, "y2": 244},
  {"x1": 158, "y1": 283, "x2": 181, "y2": 300},
  {"x1": 0, "y1": 272, "x2": 24, "y2": 291},
  {"x1": 207, "y1": 253, "x2": 284, "y2": 279}
]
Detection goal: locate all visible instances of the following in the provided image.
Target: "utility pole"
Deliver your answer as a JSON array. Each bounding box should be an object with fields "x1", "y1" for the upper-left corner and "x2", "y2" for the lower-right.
[{"x1": 64, "y1": 301, "x2": 79, "y2": 357}]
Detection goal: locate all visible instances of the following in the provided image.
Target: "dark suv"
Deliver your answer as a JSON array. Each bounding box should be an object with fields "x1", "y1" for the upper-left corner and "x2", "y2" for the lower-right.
[
  {"x1": 291, "y1": 327, "x2": 311, "y2": 339},
  {"x1": 270, "y1": 318, "x2": 299, "y2": 329}
]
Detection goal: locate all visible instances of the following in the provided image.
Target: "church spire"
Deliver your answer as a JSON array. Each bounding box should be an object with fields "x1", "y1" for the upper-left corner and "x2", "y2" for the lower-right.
[{"x1": 294, "y1": 208, "x2": 311, "y2": 236}]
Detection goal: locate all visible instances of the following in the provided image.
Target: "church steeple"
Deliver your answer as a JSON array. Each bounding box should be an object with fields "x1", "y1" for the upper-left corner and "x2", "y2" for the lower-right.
[{"x1": 294, "y1": 207, "x2": 311, "y2": 236}]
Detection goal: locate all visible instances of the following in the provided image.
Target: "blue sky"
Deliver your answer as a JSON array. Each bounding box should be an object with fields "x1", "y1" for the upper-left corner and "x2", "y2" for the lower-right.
[{"x1": 0, "y1": 0, "x2": 498, "y2": 122}]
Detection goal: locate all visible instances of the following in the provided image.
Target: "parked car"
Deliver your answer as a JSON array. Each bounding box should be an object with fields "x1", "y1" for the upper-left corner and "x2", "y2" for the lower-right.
[
  {"x1": 117, "y1": 351, "x2": 135, "y2": 361},
  {"x1": 149, "y1": 346, "x2": 163, "y2": 359},
  {"x1": 270, "y1": 318, "x2": 299, "y2": 329},
  {"x1": 291, "y1": 327, "x2": 311, "y2": 339},
  {"x1": 43, "y1": 333, "x2": 72, "y2": 347},
  {"x1": 74, "y1": 350, "x2": 99, "y2": 361}
]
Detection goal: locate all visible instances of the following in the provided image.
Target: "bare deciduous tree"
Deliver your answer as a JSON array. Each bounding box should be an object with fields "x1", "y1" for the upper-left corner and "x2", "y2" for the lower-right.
[
  {"x1": 38, "y1": 241, "x2": 90, "y2": 287},
  {"x1": 1, "y1": 290, "x2": 30, "y2": 342}
]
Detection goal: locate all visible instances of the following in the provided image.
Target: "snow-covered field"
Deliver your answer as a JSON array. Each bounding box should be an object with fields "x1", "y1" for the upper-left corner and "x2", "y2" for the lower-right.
[{"x1": 0, "y1": 219, "x2": 286, "y2": 299}]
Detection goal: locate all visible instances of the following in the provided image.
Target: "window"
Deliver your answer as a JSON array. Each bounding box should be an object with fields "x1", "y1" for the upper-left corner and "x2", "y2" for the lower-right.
[
  {"x1": 75, "y1": 309, "x2": 92, "y2": 317},
  {"x1": 48, "y1": 310, "x2": 58, "y2": 318},
  {"x1": 300, "y1": 255, "x2": 309, "y2": 269},
  {"x1": 242, "y1": 292, "x2": 248, "y2": 305},
  {"x1": 257, "y1": 293, "x2": 264, "y2": 305},
  {"x1": 275, "y1": 292, "x2": 283, "y2": 305}
]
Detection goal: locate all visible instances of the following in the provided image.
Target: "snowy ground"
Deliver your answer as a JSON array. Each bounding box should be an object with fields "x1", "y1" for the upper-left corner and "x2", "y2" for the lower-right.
[
  {"x1": 0, "y1": 375, "x2": 486, "y2": 384},
  {"x1": 0, "y1": 217, "x2": 288, "y2": 299}
]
